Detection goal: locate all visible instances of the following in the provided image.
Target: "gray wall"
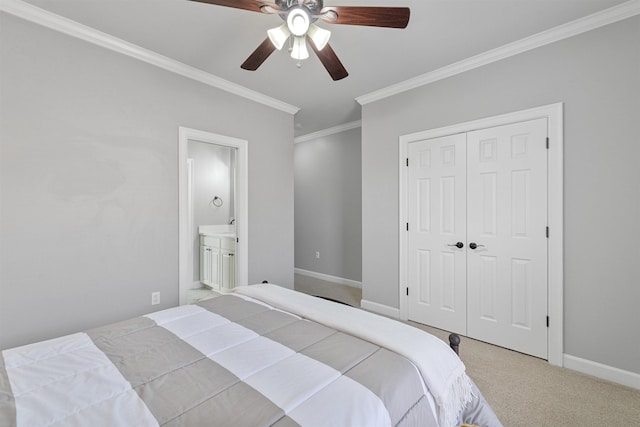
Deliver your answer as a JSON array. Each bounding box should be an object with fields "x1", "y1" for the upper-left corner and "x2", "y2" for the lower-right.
[
  {"x1": 294, "y1": 127, "x2": 362, "y2": 282},
  {"x1": 0, "y1": 13, "x2": 294, "y2": 350},
  {"x1": 361, "y1": 16, "x2": 640, "y2": 374}
]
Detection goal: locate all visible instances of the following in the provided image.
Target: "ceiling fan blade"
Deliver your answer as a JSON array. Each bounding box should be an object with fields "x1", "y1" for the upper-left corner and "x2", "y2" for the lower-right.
[
  {"x1": 308, "y1": 39, "x2": 348, "y2": 81},
  {"x1": 241, "y1": 38, "x2": 277, "y2": 71},
  {"x1": 319, "y1": 6, "x2": 410, "y2": 28},
  {"x1": 188, "y1": 0, "x2": 280, "y2": 14}
]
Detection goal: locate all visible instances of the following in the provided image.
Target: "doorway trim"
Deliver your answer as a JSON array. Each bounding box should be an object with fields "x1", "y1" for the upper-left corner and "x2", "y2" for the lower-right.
[
  {"x1": 178, "y1": 126, "x2": 249, "y2": 305},
  {"x1": 398, "y1": 103, "x2": 563, "y2": 366}
]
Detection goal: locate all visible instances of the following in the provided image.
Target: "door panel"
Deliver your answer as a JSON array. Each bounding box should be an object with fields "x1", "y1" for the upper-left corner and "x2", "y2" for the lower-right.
[
  {"x1": 466, "y1": 118, "x2": 548, "y2": 359},
  {"x1": 417, "y1": 179, "x2": 431, "y2": 232},
  {"x1": 407, "y1": 134, "x2": 467, "y2": 334},
  {"x1": 478, "y1": 254, "x2": 498, "y2": 321}
]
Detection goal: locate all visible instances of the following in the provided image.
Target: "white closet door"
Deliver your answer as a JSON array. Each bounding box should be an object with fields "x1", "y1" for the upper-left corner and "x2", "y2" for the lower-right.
[
  {"x1": 407, "y1": 134, "x2": 467, "y2": 334},
  {"x1": 466, "y1": 118, "x2": 548, "y2": 359}
]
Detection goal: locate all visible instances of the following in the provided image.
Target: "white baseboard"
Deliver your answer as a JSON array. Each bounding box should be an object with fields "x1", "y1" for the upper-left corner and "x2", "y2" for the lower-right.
[
  {"x1": 360, "y1": 299, "x2": 400, "y2": 319},
  {"x1": 563, "y1": 354, "x2": 640, "y2": 390},
  {"x1": 294, "y1": 268, "x2": 362, "y2": 289}
]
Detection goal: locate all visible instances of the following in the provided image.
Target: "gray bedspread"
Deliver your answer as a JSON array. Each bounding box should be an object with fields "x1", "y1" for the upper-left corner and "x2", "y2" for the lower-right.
[
  {"x1": 1, "y1": 295, "x2": 440, "y2": 426},
  {"x1": 1, "y1": 292, "x2": 501, "y2": 426}
]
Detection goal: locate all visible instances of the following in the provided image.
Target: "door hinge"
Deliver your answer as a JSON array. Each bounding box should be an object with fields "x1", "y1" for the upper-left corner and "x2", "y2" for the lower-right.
[
  {"x1": 546, "y1": 316, "x2": 549, "y2": 327},
  {"x1": 406, "y1": 158, "x2": 409, "y2": 167},
  {"x1": 406, "y1": 223, "x2": 409, "y2": 231},
  {"x1": 546, "y1": 227, "x2": 549, "y2": 238},
  {"x1": 546, "y1": 137, "x2": 549, "y2": 149},
  {"x1": 236, "y1": 237, "x2": 239, "y2": 243},
  {"x1": 406, "y1": 287, "x2": 409, "y2": 296}
]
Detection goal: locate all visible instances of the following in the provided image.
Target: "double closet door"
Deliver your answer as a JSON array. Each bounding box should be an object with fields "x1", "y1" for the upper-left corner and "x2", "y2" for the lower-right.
[{"x1": 407, "y1": 118, "x2": 548, "y2": 359}]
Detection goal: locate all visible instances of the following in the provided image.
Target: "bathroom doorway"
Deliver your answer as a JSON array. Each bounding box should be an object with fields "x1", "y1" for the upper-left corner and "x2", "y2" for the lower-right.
[{"x1": 178, "y1": 127, "x2": 248, "y2": 305}]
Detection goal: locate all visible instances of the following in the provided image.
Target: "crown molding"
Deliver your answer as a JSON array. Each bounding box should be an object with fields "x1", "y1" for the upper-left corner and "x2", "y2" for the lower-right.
[
  {"x1": 357, "y1": 0, "x2": 640, "y2": 105},
  {"x1": 0, "y1": 0, "x2": 300, "y2": 115},
  {"x1": 294, "y1": 120, "x2": 361, "y2": 143}
]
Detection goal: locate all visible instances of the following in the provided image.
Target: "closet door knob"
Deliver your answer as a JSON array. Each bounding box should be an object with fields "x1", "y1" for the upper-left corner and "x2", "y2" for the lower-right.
[
  {"x1": 469, "y1": 242, "x2": 485, "y2": 250},
  {"x1": 448, "y1": 242, "x2": 464, "y2": 249}
]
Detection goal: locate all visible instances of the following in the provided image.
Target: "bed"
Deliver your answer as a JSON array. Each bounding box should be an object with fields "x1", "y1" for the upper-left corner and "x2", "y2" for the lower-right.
[{"x1": 0, "y1": 284, "x2": 501, "y2": 427}]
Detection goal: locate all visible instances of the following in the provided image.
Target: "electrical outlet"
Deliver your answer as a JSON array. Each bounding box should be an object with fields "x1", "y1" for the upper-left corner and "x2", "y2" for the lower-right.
[
  {"x1": 151, "y1": 292, "x2": 160, "y2": 305},
  {"x1": 315, "y1": 251, "x2": 320, "y2": 259}
]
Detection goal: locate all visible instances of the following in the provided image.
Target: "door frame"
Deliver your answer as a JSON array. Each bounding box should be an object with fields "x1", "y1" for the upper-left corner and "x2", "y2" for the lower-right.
[
  {"x1": 178, "y1": 126, "x2": 249, "y2": 305},
  {"x1": 398, "y1": 103, "x2": 563, "y2": 366}
]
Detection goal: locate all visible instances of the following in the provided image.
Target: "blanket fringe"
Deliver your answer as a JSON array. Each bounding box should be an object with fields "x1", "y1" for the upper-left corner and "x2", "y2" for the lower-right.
[{"x1": 438, "y1": 372, "x2": 474, "y2": 427}]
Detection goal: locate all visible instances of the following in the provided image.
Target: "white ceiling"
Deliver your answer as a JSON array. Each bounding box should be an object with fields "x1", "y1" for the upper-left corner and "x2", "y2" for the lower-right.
[{"x1": 21, "y1": 0, "x2": 629, "y2": 136}]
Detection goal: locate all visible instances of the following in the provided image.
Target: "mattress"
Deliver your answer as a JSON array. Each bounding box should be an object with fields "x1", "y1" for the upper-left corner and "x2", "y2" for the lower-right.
[{"x1": 0, "y1": 284, "x2": 501, "y2": 427}]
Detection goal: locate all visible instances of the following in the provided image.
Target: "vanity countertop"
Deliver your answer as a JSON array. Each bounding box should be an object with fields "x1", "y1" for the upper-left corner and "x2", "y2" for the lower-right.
[{"x1": 199, "y1": 224, "x2": 236, "y2": 237}]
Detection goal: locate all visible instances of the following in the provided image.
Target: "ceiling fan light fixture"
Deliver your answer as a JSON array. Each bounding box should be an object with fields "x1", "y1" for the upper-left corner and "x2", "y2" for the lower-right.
[
  {"x1": 287, "y1": 8, "x2": 310, "y2": 36},
  {"x1": 267, "y1": 23, "x2": 291, "y2": 50},
  {"x1": 291, "y1": 36, "x2": 309, "y2": 60},
  {"x1": 307, "y1": 24, "x2": 331, "y2": 51},
  {"x1": 196, "y1": 0, "x2": 410, "y2": 80}
]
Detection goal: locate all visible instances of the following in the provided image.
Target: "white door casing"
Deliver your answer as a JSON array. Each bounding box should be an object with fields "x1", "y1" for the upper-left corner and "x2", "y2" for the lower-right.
[
  {"x1": 407, "y1": 133, "x2": 467, "y2": 334},
  {"x1": 466, "y1": 118, "x2": 548, "y2": 359},
  {"x1": 179, "y1": 127, "x2": 248, "y2": 305},
  {"x1": 399, "y1": 103, "x2": 563, "y2": 365}
]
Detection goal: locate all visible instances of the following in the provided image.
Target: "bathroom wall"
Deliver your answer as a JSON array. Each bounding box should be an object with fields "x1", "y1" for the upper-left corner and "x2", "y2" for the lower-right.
[{"x1": 190, "y1": 140, "x2": 235, "y2": 227}]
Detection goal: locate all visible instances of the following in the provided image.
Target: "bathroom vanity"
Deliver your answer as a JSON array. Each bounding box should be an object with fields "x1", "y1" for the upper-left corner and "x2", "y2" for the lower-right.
[{"x1": 199, "y1": 225, "x2": 236, "y2": 293}]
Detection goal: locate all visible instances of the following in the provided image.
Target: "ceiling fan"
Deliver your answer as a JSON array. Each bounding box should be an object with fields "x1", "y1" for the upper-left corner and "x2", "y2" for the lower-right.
[{"x1": 189, "y1": 0, "x2": 410, "y2": 81}]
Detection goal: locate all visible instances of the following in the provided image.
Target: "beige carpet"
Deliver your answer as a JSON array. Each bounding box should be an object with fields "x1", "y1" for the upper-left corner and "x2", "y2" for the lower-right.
[
  {"x1": 413, "y1": 322, "x2": 640, "y2": 426},
  {"x1": 294, "y1": 275, "x2": 640, "y2": 426}
]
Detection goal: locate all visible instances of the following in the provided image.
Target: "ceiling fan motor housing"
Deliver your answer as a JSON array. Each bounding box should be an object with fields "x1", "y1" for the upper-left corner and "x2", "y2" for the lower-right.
[{"x1": 276, "y1": 0, "x2": 322, "y2": 19}]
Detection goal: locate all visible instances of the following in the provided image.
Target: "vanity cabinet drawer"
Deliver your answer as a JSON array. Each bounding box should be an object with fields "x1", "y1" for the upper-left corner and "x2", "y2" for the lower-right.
[{"x1": 200, "y1": 235, "x2": 220, "y2": 247}]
